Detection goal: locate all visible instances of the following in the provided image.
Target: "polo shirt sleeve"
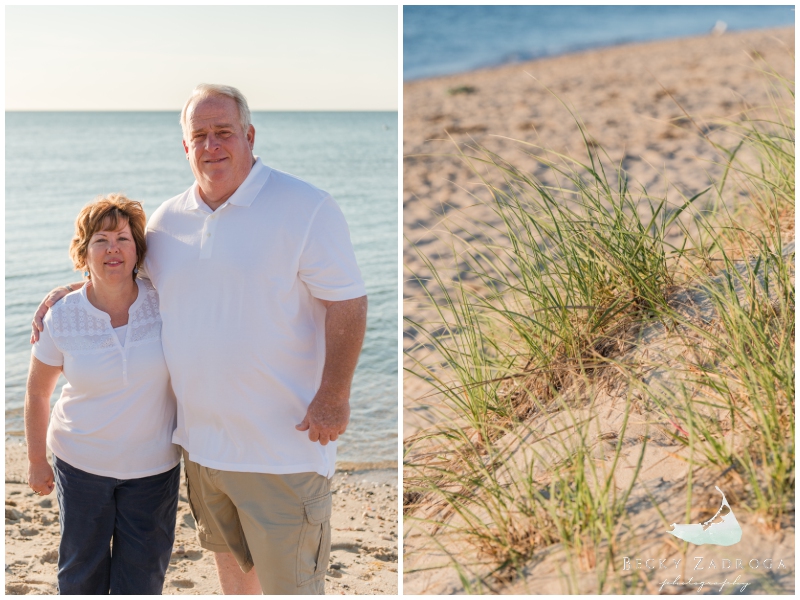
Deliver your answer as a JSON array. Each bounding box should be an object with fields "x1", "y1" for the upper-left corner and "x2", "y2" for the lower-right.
[
  {"x1": 32, "y1": 316, "x2": 64, "y2": 367},
  {"x1": 298, "y1": 196, "x2": 366, "y2": 301}
]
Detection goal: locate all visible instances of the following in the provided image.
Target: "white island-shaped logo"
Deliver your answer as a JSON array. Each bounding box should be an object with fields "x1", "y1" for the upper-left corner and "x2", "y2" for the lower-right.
[{"x1": 667, "y1": 486, "x2": 743, "y2": 546}]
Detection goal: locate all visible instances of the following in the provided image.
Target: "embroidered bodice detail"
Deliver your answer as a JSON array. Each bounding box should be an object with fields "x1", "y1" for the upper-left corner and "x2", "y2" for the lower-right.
[{"x1": 49, "y1": 280, "x2": 161, "y2": 354}]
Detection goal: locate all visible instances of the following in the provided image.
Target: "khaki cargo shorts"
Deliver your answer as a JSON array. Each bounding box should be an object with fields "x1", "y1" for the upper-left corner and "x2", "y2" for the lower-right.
[{"x1": 182, "y1": 449, "x2": 332, "y2": 595}]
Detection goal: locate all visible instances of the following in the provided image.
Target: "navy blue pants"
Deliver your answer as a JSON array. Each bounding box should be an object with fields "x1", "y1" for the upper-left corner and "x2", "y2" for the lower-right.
[{"x1": 53, "y1": 456, "x2": 180, "y2": 595}]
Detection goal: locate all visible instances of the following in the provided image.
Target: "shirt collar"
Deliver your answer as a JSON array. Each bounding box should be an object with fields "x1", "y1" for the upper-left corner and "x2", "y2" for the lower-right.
[
  {"x1": 80, "y1": 278, "x2": 146, "y2": 323},
  {"x1": 185, "y1": 156, "x2": 271, "y2": 212}
]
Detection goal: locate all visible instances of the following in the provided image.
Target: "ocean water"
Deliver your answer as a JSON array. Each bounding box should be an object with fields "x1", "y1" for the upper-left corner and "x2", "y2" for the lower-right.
[
  {"x1": 404, "y1": 5, "x2": 795, "y2": 80},
  {"x1": 5, "y1": 111, "x2": 398, "y2": 464}
]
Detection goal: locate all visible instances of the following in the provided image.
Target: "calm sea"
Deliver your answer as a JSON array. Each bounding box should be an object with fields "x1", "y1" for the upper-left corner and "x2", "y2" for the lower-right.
[
  {"x1": 5, "y1": 111, "x2": 398, "y2": 464},
  {"x1": 404, "y1": 5, "x2": 795, "y2": 80}
]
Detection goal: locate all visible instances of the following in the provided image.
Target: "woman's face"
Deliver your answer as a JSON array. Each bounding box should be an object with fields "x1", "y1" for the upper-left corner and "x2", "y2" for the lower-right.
[{"x1": 85, "y1": 219, "x2": 138, "y2": 284}]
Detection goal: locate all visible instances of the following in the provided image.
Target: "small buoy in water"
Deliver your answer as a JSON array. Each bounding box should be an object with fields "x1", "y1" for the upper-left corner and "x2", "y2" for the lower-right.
[{"x1": 710, "y1": 21, "x2": 727, "y2": 36}]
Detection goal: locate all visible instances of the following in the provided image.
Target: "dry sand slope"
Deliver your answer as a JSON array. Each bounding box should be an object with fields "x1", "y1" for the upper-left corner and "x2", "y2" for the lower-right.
[
  {"x1": 5, "y1": 443, "x2": 398, "y2": 595},
  {"x1": 403, "y1": 27, "x2": 794, "y2": 594},
  {"x1": 404, "y1": 244, "x2": 795, "y2": 594}
]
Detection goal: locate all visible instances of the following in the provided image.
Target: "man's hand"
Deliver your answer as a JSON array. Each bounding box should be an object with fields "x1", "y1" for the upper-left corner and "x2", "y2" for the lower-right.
[
  {"x1": 294, "y1": 296, "x2": 366, "y2": 446},
  {"x1": 295, "y1": 391, "x2": 350, "y2": 446},
  {"x1": 30, "y1": 283, "x2": 84, "y2": 343},
  {"x1": 27, "y1": 458, "x2": 55, "y2": 496}
]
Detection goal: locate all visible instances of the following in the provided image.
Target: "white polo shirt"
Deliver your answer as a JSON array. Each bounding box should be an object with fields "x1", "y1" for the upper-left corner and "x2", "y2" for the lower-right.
[{"x1": 145, "y1": 157, "x2": 365, "y2": 477}]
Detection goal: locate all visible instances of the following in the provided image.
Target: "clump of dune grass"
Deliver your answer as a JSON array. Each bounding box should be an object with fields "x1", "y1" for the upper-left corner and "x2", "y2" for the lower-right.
[
  {"x1": 404, "y1": 67, "x2": 793, "y2": 592},
  {"x1": 642, "y1": 67, "x2": 795, "y2": 522}
]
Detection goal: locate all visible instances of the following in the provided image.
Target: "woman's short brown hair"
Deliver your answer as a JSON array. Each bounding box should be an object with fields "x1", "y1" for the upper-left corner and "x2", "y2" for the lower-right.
[{"x1": 69, "y1": 193, "x2": 147, "y2": 280}]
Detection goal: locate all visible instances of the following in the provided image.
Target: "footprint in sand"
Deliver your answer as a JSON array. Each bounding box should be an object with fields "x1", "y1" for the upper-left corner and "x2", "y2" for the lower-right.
[
  {"x1": 331, "y1": 542, "x2": 362, "y2": 553},
  {"x1": 170, "y1": 579, "x2": 195, "y2": 589},
  {"x1": 359, "y1": 544, "x2": 397, "y2": 562},
  {"x1": 181, "y1": 513, "x2": 196, "y2": 530},
  {"x1": 171, "y1": 546, "x2": 204, "y2": 561},
  {"x1": 6, "y1": 583, "x2": 35, "y2": 594},
  {"x1": 5, "y1": 507, "x2": 23, "y2": 520},
  {"x1": 372, "y1": 549, "x2": 397, "y2": 562}
]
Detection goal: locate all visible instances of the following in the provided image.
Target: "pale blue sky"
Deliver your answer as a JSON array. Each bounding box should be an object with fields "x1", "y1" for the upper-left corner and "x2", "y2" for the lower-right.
[{"x1": 6, "y1": 6, "x2": 398, "y2": 110}]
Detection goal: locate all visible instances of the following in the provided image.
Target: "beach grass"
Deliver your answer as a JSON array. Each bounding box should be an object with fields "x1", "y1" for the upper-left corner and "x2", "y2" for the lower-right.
[{"x1": 403, "y1": 67, "x2": 794, "y2": 592}]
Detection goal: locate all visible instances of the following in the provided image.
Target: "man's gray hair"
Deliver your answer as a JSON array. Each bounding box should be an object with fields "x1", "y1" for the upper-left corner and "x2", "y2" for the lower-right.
[{"x1": 180, "y1": 84, "x2": 252, "y2": 139}]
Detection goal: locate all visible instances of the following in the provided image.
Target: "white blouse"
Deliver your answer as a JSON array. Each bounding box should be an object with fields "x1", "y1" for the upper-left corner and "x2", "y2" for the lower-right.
[{"x1": 33, "y1": 278, "x2": 180, "y2": 479}]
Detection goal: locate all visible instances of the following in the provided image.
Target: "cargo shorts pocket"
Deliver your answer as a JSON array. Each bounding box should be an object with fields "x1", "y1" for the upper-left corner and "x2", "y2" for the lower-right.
[{"x1": 297, "y1": 492, "x2": 332, "y2": 587}]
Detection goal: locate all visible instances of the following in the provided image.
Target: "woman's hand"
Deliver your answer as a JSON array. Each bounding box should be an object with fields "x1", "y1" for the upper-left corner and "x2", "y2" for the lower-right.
[
  {"x1": 27, "y1": 458, "x2": 55, "y2": 496},
  {"x1": 25, "y1": 356, "x2": 62, "y2": 497}
]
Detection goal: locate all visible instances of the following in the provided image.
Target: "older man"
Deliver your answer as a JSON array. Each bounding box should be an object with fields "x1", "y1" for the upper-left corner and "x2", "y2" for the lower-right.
[{"x1": 33, "y1": 84, "x2": 368, "y2": 595}]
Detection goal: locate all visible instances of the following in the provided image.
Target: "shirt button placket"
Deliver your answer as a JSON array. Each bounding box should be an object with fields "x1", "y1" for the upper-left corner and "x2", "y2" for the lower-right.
[{"x1": 200, "y1": 212, "x2": 219, "y2": 259}]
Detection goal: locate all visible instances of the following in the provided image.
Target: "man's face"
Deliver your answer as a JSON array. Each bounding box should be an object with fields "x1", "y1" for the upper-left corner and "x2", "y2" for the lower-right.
[{"x1": 182, "y1": 95, "x2": 255, "y2": 197}]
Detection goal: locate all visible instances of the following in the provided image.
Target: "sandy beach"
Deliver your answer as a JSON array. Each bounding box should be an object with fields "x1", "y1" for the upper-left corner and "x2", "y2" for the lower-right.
[
  {"x1": 5, "y1": 441, "x2": 397, "y2": 595},
  {"x1": 403, "y1": 27, "x2": 794, "y2": 594}
]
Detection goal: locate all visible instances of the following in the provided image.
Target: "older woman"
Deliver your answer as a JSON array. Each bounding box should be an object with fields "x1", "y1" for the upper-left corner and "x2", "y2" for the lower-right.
[{"x1": 25, "y1": 194, "x2": 180, "y2": 595}]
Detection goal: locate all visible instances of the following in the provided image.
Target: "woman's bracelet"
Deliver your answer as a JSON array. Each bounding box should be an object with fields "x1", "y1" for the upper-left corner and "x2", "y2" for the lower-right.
[{"x1": 63, "y1": 285, "x2": 74, "y2": 293}]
